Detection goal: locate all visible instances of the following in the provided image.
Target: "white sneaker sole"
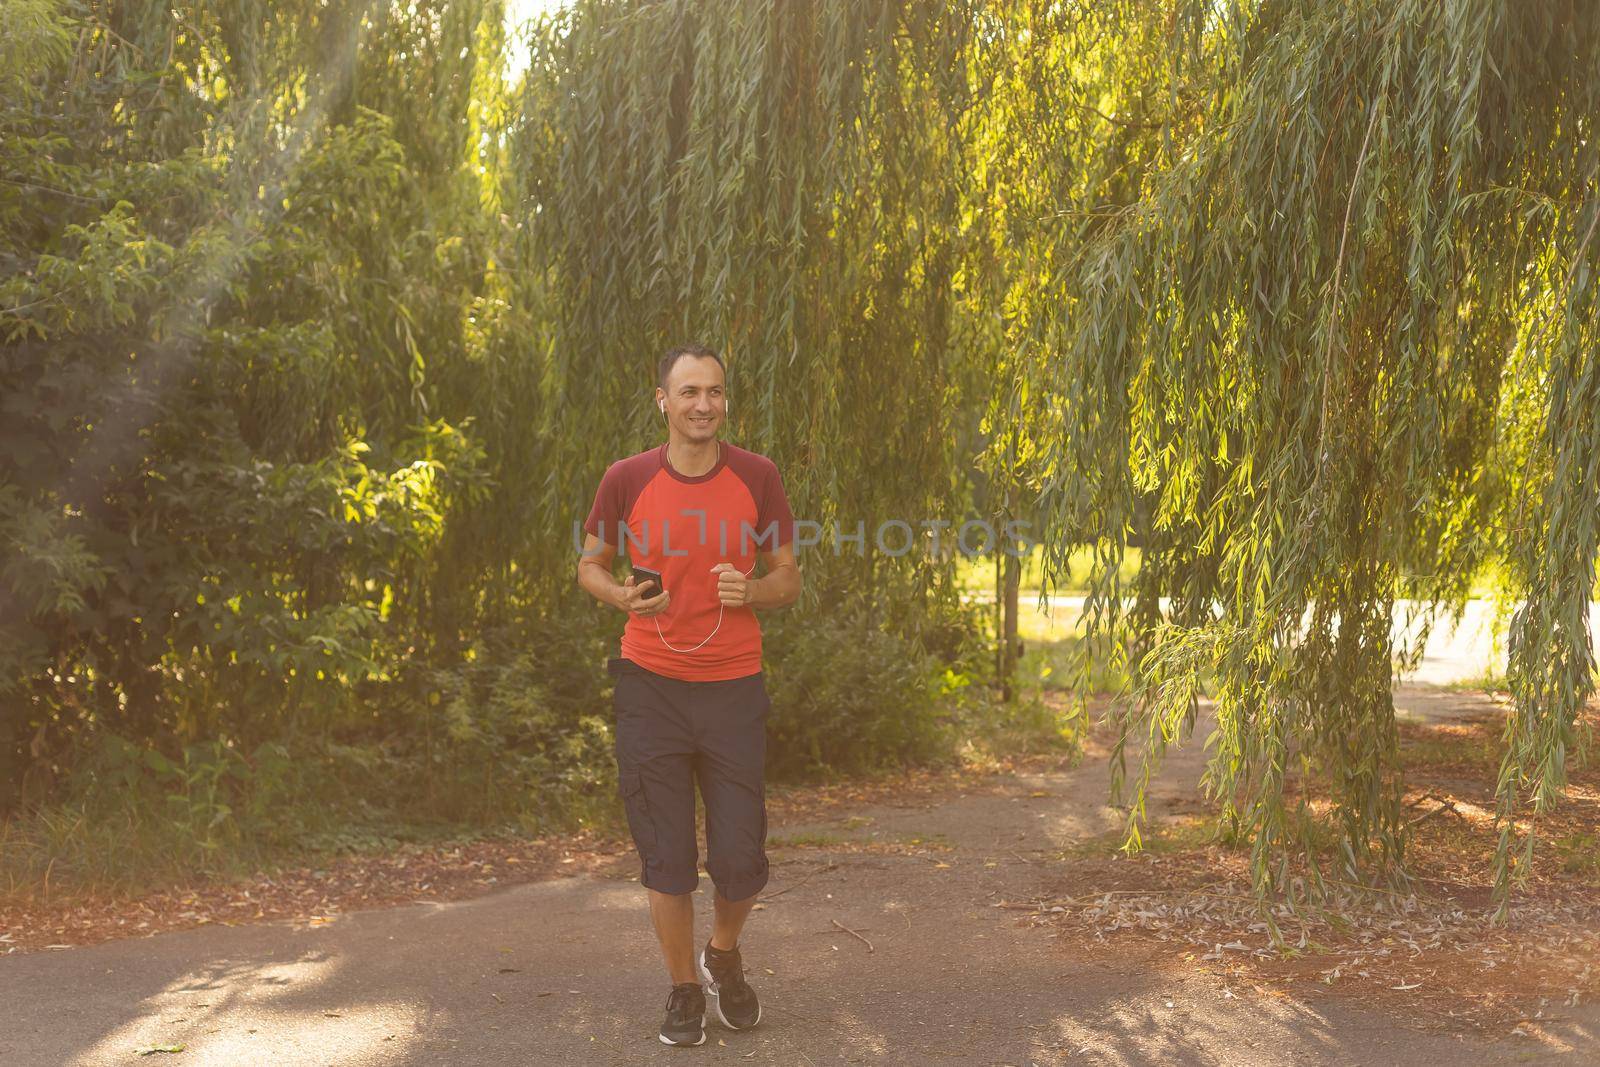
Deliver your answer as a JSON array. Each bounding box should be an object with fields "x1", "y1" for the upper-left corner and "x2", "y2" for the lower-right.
[
  {"x1": 697, "y1": 949, "x2": 762, "y2": 1029},
  {"x1": 658, "y1": 1014, "x2": 706, "y2": 1046}
]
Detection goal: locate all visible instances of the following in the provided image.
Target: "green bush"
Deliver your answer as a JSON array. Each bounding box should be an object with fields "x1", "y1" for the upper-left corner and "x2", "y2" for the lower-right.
[
  {"x1": 383, "y1": 620, "x2": 617, "y2": 827},
  {"x1": 763, "y1": 603, "x2": 957, "y2": 780},
  {"x1": 2, "y1": 731, "x2": 302, "y2": 896}
]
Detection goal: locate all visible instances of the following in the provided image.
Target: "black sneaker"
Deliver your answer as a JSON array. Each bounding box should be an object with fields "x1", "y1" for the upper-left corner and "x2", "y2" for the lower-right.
[
  {"x1": 659, "y1": 982, "x2": 706, "y2": 1046},
  {"x1": 697, "y1": 940, "x2": 762, "y2": 1030}
]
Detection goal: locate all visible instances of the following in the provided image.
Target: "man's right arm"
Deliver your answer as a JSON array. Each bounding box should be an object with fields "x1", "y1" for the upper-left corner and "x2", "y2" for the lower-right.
[
  {"x1": 577, "y1": 532, "x2": 627, "y2": 609},
  {"x1": 577, "y1": 532, "x2": 670, "y2": 616}
]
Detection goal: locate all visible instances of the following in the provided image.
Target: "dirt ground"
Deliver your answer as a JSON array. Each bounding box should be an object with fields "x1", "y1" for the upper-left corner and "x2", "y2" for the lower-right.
[{"x1": 2, "y1": 684, "x2": 1597, "y2": 1065}]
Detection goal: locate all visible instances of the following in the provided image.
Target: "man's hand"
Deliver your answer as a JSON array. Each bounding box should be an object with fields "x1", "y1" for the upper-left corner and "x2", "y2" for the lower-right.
[
  {"x1": 709, "y1": 545, "x2": 801, "y2": 611},
  {"x1": 618, "y1": 574, "x2": 671, "y2": 617},
  {"x1": 711, "y1": 563, "x2": 750, "y2": 607}
]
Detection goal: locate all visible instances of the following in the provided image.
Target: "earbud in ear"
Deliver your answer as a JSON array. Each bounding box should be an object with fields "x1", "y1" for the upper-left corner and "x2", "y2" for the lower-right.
[{"x1": 659, "y1": 401, "x2": 665, "y2": 414}]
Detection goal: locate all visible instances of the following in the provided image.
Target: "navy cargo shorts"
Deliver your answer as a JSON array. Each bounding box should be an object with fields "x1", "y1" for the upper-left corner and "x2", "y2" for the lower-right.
[{"x1": 608, "y1": 656, "x2": 771, "y2": 900}]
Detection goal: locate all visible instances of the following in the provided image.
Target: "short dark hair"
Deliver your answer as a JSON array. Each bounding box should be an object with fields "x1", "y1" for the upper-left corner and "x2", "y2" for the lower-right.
[{"x1": 658, "y1": 342, "x2": 725, "y2": 390}]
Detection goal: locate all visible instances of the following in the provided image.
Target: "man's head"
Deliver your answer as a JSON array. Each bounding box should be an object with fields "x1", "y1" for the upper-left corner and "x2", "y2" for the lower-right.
[{"x1": 656, "y1": 342, "x2": 726, "y2": 444}]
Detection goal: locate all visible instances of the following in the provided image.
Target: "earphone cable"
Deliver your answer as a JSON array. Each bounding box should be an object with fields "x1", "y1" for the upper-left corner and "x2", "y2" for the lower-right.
[{"x1": 651, "y1": 559, "x2": 759, "y2": 653}]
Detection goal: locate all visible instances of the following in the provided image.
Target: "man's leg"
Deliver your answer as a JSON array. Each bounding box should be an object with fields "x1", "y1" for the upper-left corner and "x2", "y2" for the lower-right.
[
  {"x1": 697, "y1": 672, "x2": 771, "y2": 937},
  {"x1": 647, "y1": 888, "x2": 698, "y2": 984},
  {"x1": 710, "y1": 887, "x2": 757, "y2": 951},
  {"x1": 611, "y1": 665, "x2": 703, "y2": 982},
  {"x1": 691, "y1": 673, "x2": 770, "y2": 1031}
]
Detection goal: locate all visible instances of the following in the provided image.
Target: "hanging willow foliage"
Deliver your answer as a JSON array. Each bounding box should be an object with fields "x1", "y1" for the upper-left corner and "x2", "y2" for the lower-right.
[
  {"x1": 1003, "y1": 0, "x2": 1600, "y2": 906},
  {"x1": 0, "y1": 0, "x2": 996, "y2": 811},
  {"x1": 506, "y1": 0, "x2": 991, "y2": 621}
]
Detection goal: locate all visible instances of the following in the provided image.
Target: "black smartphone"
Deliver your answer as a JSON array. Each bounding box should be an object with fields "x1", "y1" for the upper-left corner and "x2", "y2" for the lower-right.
[{"x1": 631, "y1": 565, "x2": 664, "y2": 597}]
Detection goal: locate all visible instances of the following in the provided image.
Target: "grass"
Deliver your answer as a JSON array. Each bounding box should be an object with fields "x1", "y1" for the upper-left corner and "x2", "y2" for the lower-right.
[
  {"x1": 1552, "y1": 832, "x2": 1600, "y2": 878},
  {"x1": 954, "y1": 543, "x2": 1142, "y2": 596},
  {"x1": 1016, "y1": 614, "x2": 1130, "y2": 695},
  {"x1": 0, "y1": 799, "x2": 281, "y2": 902},
  {"x1": 0, "y1": 759, "x2": 624, "y2": 905},
  {"x1": 1057, "y1": 814, "x2": 1218, "y2": 860},
  {"x1": 949, "y1": 678, "x2": 1087, "y2": 773},
  {"x1": 957, "y1": 544, "x2": 1583, "y2": 605},
  {"x1": 0, "y1": 796, "x2": 564, "y2": 905},
  {"x1": 1433, "y1": 666, "x2": 1510, "y2": 693}
]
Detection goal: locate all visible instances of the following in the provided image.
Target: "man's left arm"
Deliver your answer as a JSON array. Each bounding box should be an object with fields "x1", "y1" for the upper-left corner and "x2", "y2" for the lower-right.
[
  {"x1": 714, "y1": 542, "x2": 800, "y2": 610},
  {"x1": 748, "y1": 541, "x2": 801, "y2": 609}
]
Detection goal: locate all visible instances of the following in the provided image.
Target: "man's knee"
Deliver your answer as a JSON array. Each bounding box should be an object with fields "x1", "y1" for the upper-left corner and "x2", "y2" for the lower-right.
[
  {"x1": 646, "y1": 884, "x2": 697, "y2": 903},
  {"x1": 642, "y1": 864, "x2": 699, "y2": 895},
  {"x1": 707, "y1": 850, "x2": 768, "y2": 903}
]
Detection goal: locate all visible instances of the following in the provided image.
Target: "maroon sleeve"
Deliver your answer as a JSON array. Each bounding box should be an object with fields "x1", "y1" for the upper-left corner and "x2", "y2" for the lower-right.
[
  {"x1": 583, "y1": 463, "x2": 627, "y2": 547},
  {"x1": 759, "y1": 461, "x2": 797, "y2": 550}
]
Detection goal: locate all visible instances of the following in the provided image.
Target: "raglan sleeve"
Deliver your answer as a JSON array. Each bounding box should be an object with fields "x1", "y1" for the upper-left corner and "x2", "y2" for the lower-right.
[
  {"x1": 582, "y1": 462, "x2": 626, "y2": 548},
  {"x1": 759, "y1": 461, "x2": 797, "y2": 550}
]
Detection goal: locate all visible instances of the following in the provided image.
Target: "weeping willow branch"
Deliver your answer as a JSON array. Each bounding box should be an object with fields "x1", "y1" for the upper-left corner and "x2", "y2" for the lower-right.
[{"x1": 1004, "y1": 0, "x2": 1600, "y2": 910}]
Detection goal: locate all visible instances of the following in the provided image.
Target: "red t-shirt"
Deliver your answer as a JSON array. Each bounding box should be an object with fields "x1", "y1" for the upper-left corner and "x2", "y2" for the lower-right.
[{"x1": 583, "y1": 441, "x2": 796, "y2": 681}]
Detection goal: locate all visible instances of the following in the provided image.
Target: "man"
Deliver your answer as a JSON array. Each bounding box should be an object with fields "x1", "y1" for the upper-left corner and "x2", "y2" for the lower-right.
[{"x1": 576, "y1": 342, "x2": 801, "y2": 1047}]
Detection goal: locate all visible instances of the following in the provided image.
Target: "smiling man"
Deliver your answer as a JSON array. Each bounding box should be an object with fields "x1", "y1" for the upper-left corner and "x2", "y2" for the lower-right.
[{"x1": 576, "y1": 342, "x2": 801, "y2": 1047}]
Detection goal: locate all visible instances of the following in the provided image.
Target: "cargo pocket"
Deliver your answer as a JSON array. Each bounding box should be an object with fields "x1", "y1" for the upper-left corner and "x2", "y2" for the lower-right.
[{"x1": 619, "y1": 766, "x2": 658, "y2": 861}]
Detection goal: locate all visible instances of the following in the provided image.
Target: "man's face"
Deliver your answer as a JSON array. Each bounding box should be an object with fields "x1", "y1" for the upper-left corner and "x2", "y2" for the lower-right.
[{"x1": 658, "y1": 356, "x2": 726, "y2": 443}]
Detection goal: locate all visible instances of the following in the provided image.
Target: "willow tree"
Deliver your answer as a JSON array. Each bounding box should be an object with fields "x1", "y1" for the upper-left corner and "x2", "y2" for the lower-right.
[
  {"x1": 963, "y1": 0, "x2": 1187, "y2": 704},
  {"x1": 1002, "y1": 0, "x2": 1599, "y2": 905}
]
